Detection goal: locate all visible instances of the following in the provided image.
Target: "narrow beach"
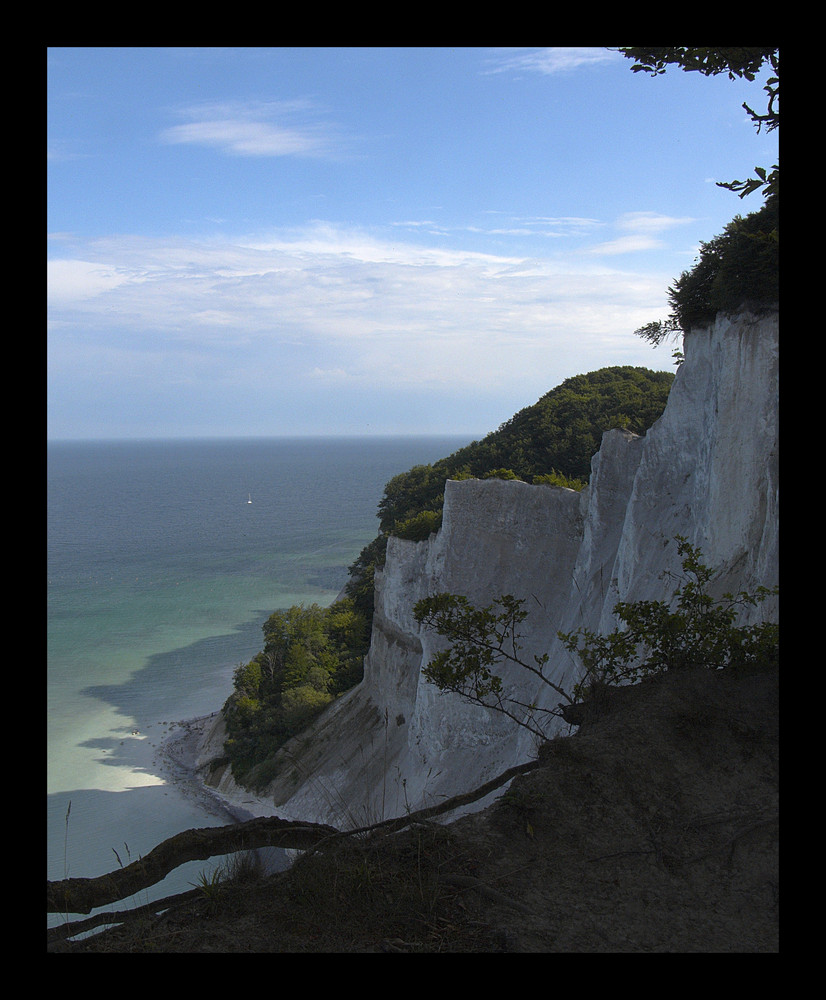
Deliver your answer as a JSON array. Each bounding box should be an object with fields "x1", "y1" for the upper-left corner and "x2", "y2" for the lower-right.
[{"x1": 157, "y1": 714, "x2": 255, "y2": 825}]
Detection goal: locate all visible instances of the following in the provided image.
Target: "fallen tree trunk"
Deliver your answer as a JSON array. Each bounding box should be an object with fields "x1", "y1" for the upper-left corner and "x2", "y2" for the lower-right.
[
  {"x1": 47, "y1": 756, "x2": 543, "y2": 917},
  {"x1": 47, "y1": 816, "x2": 340, "y2": 915}
]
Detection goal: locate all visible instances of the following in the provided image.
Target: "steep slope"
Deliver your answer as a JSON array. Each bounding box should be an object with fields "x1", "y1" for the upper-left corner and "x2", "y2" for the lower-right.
[
  {"x1": 200, "y1": 307, "x2": 778, "y2": 829},
  {"x1": 71, "y1": 656, "x2": 777, "y2": 952}
]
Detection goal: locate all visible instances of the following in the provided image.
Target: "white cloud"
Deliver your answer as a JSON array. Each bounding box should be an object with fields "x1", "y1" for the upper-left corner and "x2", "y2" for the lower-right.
[
  {"x1": 158, "y1": 99, "x2": 348, "y2": 158},
  {"x1": 47, "y1": 259, "x2": 131, "y2": 301},
  {"x1": 587, "y1": 212, "x2": 695, "y2": 256},
  {"x1": 47, "y1": 221, "x2": 675, "y2": 400},
  {"x1": 485, "y1": 47, "x2": 620, "y2": 76}
]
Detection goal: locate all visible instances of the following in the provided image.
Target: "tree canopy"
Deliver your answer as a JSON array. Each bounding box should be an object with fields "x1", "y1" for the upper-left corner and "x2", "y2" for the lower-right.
[
  {"x1": 222, "y1": 598, "x2": 368, "y2": 786},
  {"x1": 375, "y1": 365, "x2": 674, "y2": 536},
  {"x1": 635, "y1": 194, "x2": 778, "y2": 344}
]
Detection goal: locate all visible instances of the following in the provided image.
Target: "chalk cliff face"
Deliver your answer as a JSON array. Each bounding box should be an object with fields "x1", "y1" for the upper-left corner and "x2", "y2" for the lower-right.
[{"x1": 202, "y1": 308, "x2": 779, "y2": 828}]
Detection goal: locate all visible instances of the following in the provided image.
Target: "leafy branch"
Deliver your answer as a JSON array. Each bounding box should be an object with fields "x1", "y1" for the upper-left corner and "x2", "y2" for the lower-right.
[
  {"x1": 414, "y1": 539, "x2": 778, "y2": 741},
  {"x1": 617, "y1": 47, "x2": 779, "y2": 200},
  {"x1": 560, "y1": 537, "x2": 779, "y2": 700},
  {"x1": 413, "y1": 592, "x2": 574, "y2": 741}
]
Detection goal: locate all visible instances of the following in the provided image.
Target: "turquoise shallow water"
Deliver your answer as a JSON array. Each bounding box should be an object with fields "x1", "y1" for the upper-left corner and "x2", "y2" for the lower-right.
[{"x1": 47, "y1": 435, "x2": 468, "y2": 926}]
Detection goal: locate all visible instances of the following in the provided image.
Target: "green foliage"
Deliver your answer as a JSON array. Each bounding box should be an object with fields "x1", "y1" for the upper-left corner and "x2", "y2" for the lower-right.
[
  {"x1": 671, "y1": 196, "x2": 778, "y2": 332},
  {"x1": 393, "y1": 509, "x2": 443, "y2": 541},
  {"x1": 377, "y1": 464, "x2": 446, "y2": 536},
  {"x1": 344, "y1": 534, "x2": 388, "y2": 620},
  {"x1": 636, "y1": 196, "x2": 778, "y2": 341},
  {"x1": 415, "y1": 539, "x2": 778, "y2": 741},
  {"x1": 560, "y1": 537, "x2": 778, "y2": 696},
  {"x1": 622, "y1": 47, "x2": 779, "y2": 343},
  {"x1": 413, "y1": 593, "x2": 572, "y2": 741},
  {"x1": 375, "y1": 367, "x2": 673, "y2": 536},
  {"x1": 532, "y1": 469, "x2": 587, "y2": 491},
  {"x1": 482, "y1": 468, "x2": 522, "y2": 481},
  {"x1": 222, "y1": 597, "x2": 368, "y2": 785},
  {"x1": 618, "y1": 46, "x2": 777, "y2": 82}
]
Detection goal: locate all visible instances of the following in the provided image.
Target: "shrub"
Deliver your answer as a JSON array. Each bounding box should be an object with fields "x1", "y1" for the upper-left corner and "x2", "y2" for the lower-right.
[
  {"x1": 393, "y1": 509, "x2": 443, "y2": 541},
  {"x1": 482, "y1": 468, "x2": 522, "y2": 481},
  {"x1": 415, "y1": 538, "x2": 778, "y2": 741},
  {"x1": 559, "y1": 537, "x2": 778, "y2": 699},
  {"x1": 533, "y1": 469, "x2": 587, "y2": 491}
]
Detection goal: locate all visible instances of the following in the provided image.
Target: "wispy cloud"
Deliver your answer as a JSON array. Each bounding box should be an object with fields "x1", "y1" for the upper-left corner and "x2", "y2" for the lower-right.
[
  {"x1": 47, "y1": 222, "x2": 675, "y2": 400},
  {"x1": 391, "y1": 215, "x2": 603, "y2": 241},
  {"x1": 158, "y1": 99, "x2": 350, "y2": 158},
  {"x1": 587, "y1": 212, "x2": 696, "y2": 255},
  {"x1": 484, "y1": 47, "x2": 621, "y2": 76}
]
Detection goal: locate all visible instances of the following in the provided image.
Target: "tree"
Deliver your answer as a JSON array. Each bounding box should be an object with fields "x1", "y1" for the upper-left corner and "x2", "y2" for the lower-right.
[
  {"x1": 414, "y1": 539, "x2": 778, "y2": 742},
  {"x1": 413, "y1": 592, "x2": 574, "y2": 741},
  {"x1": 617, "y1": 47, "x2": 779, "y2": 199},
  {"x1": 222, "y1": 598, "x2": 369, "y2": 784},
  {"x1": 635, "y1": 194, "x2": 778, "y2": 341}
]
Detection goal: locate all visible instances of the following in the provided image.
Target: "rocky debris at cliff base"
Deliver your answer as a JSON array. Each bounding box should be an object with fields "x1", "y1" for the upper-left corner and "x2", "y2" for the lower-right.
[{"x1": 67, "y1": 661, "x2": 778, "y2": 953}]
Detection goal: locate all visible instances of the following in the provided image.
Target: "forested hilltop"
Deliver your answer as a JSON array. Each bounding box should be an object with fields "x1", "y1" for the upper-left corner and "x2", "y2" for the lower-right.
[{"x1": 221, "y1": 365, "x2": 674, "y2": 787}]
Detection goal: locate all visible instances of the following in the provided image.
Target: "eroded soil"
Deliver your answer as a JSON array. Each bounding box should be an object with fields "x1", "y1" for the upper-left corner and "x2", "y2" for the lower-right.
[{"x1": 54, "y1": 663, "x2": 778, "y2": 953}]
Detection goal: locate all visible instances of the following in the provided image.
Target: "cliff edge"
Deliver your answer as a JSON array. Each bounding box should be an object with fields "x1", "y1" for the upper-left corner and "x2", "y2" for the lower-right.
[{"x1": 201, "y1": 308, "x2": 778, "y2": 831}]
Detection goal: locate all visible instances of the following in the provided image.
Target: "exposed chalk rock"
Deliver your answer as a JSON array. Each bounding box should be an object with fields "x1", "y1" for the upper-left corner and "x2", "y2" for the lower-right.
[{"x1": 201, "y1": 308, "x2": 779, "y2": 828}]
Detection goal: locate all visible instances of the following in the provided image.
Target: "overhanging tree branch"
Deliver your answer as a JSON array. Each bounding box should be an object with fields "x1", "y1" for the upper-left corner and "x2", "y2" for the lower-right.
[{"x1": 616, "y1": 47, "x2": 779, "y2": 200}]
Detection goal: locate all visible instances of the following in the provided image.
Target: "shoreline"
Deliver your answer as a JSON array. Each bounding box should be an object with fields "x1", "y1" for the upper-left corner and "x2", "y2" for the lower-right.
[
  {"x1": 156, "y1": 713, "x2": 260, "y2": 826},
  {"x1": 158, "y1": 713, "x2": 294, "y2": 875}
]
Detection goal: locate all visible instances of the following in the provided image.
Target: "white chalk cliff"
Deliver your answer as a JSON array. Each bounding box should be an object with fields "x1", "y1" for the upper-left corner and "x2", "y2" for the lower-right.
[{"x1": 200, "y1": 308, "x2": 779, "y2": 828}]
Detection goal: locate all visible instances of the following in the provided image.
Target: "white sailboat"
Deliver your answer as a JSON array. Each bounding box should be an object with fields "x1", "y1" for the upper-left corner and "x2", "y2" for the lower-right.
[{"x1": 247, "y1": 493, "x2": 253, "y2": 504}]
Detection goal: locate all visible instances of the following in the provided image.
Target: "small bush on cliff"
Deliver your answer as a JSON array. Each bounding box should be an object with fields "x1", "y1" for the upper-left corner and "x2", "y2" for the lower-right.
[
  {"x1": 414, "y1": 538, "x2": 778, "y2": 741},
  {"x1": 533, "y1": 469, "x2": 587, "y2": 491},
  {"x1": 559, "y1": 537, "x2": 779, "y2": 701},
  {"x1": 394, "y1": 509, "x2": 443, "y2": 541}
]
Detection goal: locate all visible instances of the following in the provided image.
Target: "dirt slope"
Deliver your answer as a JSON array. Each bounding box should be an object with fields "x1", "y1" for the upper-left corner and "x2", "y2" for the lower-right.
[{"x1": 62, "y1": 662, "x2": 778, "y2": 953}]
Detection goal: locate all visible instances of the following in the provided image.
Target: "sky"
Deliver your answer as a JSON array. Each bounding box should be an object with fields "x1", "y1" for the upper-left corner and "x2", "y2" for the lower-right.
[{"x1": 47, "y1": 46, "x2": 779, "y2": 441}]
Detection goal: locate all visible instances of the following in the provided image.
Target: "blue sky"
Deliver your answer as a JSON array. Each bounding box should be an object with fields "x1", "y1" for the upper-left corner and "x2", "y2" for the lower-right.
[{"x1": 47, "y1": 46, "x2": 778, "y2": 440}]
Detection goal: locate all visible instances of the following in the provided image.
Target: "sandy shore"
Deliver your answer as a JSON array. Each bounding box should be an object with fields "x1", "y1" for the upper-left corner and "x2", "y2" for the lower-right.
[
  {"x1": 156, "y1": 715, "x2": 293, "y2": 875},
  {"x1": 157, "y1": 714, "x2": 256, "y2": 825}
]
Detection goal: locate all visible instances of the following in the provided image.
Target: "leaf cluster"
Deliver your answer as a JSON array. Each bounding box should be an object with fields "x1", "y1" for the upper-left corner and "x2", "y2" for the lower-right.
[
  {"x1": 223, "y1": 598, "x2": 368, "y2": 786},
  {"x1": 636, "y1": 196, "x2": 778, "y2": 342},
  {"x1": 415, "y1": 539, "x2": 778, "y2": 742}
]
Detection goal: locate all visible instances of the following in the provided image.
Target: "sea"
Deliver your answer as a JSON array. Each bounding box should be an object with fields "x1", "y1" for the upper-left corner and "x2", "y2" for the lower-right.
[{"x1": 47, "y1": 434, "x2": 469, "y2": 932}]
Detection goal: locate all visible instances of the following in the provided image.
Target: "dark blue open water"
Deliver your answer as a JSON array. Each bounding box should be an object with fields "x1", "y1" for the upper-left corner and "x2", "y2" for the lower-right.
[{"x1": 47, "y1": 435, "x2": 467, "y2": 929}]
